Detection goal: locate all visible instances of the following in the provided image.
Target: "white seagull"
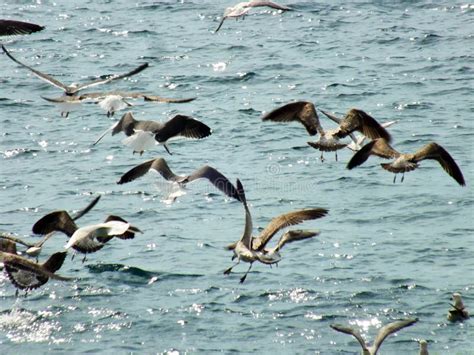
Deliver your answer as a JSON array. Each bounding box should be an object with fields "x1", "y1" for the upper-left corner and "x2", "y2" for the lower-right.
[
  {"x1": 215, "y1": 1, "x2": 292, "y2": 33},
  {"x1": 447, "y1": 292, "x2": 469, "y2": 322},
  {"x1": 93, "y1": 112, "x2": 212, "y2": 155}
]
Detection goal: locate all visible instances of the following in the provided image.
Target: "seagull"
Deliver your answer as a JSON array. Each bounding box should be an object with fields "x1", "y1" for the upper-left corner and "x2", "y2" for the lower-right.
[
  {"x1": 32, "y1": 211, "x2": 142, "y2": 263},
  {"x1": 93, "y1": 112, "x2": 212, "y2": 155},
  {"x1": 447, "y1": 292, "x2": 469, "y2": 322},
  {"x1": 320, "y1": 109, "x2": 398, "y2": 151},
  {"x1": 347, "y1": 138, "x2": 466, "y2": 185},
  {"x1": 215, "y1": 1, "x2": 292, "y2": 32},
  {"x1": 0, "y1": 19, "x2": 44, "y2": 37},
  {"x1": 330, "y1": 318, "x2": 418, "y2": 355},
  {"x1": 117, "y1": 157, "x2": 241, "y2": 202},
  {"x1": 2, "y1": 45, "x2": 149, "y2": 117},
  {"x1": 224, "y1": 179, "x2": 328, "y2": 283},
  {"x1": 0, "y1": 195, "x2": 101, "y2": 259},
  {"x1": 0, "y1": 251, "x2": 72, "y2": 296},
  {"x1": 42, "y1": 91, "x2": 196, "y2": 117},
  {"x1": 419, "y1": 340, "x2": 429, "y2": 355},
  {"x1": 261, "y1": 101, "x2": 391, "y2": 161}
]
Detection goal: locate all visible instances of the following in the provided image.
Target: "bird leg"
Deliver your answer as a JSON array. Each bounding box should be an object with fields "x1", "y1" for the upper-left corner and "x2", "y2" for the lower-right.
[
  {"x1": 320, "y1": 152, "x2": 325, "y2": 163},
  {"x1": 393, "y1": 174, "x2": 397, "y2": 184},
  {"x1": 15, "y1": 289, "x2": 19, "y2": 298},
  {"x1": 224, "y1": 260, "x2": 240, "y2": 275},
  {"x1": 401, "y1": 173, "x2": 405, "y2": 183},
  {"x1": 82, "y1": 254, "x2": 87, "y2": 263},
  {"x1": 163, "y1": 144, "x2": 173, "y2": 155},
  {"x1": 71, "y1": 252, "x2": 76, "y2": 261},
  {"x1": 335, "y1": 151, "x2": 338, "y2": 161},
  {"x1": 240, "y1": 263, "x2": 253, "y2": 284}
]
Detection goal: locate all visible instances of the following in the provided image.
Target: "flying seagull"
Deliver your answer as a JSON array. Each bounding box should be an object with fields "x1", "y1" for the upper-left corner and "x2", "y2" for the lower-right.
[
  {"x1": 347, "y1": 138, "x2": 465, "y2": 185},
  {"x1": 0, "y1": 19, "x2": 44, "y2": 36},
  {"x1": 42, "y1": 91, "x2": 196, "y2": 117},
  {"x1": 330, "y1": 318, "x2": 418, "y2": 355},
  {"x1": 0, "y1": 195, "x2": 101, "y2": 259},
  {"x1": 117, "y1": 157, "x2": 241, "y2": 202},
  {"x1": 224, "y1": 179, "x2": 328, "y2": 283},
  {"x1": 215, "y1": 1, "x2": 292, "y2": 33},
  {"x1": 262, "y1": 101, "x2": 391, "y2": 161},
  {"x1": 32, "y1": 211, "x2": 141, "y2": 263},
  {"x1": 1, "y1": 251, "x2": 72, "y2": 296},
  {"x1": 93, "y1": 112, "x2": 212, "y2": 155},
  {"x1": 447, "y1": 292, "x2": 469, "y2": 322},
  {"x1": 2, "y1": 45, "x2": 149, "y2": 116},
  {"x1": 320, "y1": 109, "x2": 398, "y2": 151}
]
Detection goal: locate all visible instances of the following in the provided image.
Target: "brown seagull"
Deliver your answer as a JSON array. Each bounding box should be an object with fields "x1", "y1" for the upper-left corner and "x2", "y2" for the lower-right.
[
  {"x1": 117, "y1": 157, "x2": 241, "y2": 202},
  {"x1": 0, "y1": 19, "x2": 44, "y2": 36},
  {"x1": 330, "y1": 318, "x2": 418, "y2": 355},
  {"x1": 347, "y1": 138, "x2": 465, "y2": 185},
  {"x1": 93, "y1": 112, "x2": 212, "y2": 155},
  {"x1": 262, "y1": 101, "x2": 391, "y2": 161},
  {"x1": 1, "y1": 251, "x2": 71, "y2": 295},
  {"x1": 224, "y1": 180, "x2": 328, "y2": 283}
]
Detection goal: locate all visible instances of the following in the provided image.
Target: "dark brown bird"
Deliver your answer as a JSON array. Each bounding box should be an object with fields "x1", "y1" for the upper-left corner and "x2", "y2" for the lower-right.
[
  {"x1": 117, "y1": 157, "x2": 241, "y2": 202},
  {"x1": 0, "y1": 19, "x2": 44, "y2": 36},
  {"x1": 330, "y1": 318, "x2": 418, "y2": 355},
  {"x1": 347, "y1": 138, "x2": 465, "y2": 185},
  {"x1": 93, "y1": 112, "x2": 212, "y2": 155},
  {"x1": 262, "y1": 101, "x2": 390, "y2": 161},
  {"x1": 1, "y1": 251, "x2": 72, "y2": 295}
]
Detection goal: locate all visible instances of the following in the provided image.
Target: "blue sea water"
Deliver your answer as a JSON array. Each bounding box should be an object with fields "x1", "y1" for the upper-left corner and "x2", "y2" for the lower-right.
[{"x1": 0, "y1": 1, "x2": 473, "y2": 353}]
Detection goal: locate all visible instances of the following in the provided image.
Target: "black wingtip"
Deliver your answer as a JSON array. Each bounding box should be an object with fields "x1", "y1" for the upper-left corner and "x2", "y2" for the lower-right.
[{"x1": 346, "y1": 140, "x2": 377, "y2": 170}]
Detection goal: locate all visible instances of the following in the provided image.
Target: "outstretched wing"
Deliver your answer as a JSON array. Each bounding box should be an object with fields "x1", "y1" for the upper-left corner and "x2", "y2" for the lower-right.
[
  {"x1": 347, "y1": 138, "x2": 399, "y2": 170},
  {"x1": 32, "y1": 211, "x2": 78, "y2": 237},
  {"x1": 330, "y1": 324, "x2": 368, "y2": 352},
  {"x1": 143, "y1": 95, "x2": 196, "y2": 103},
  {"x1": 274, "y1": 229, "x2": 319, "y2": 252},
  {"x1": 253, "y1": 208, "x2": 328, "y2": 251},
  {"x1": 262, "y1": 101, "x2": 322, "y2": 136},
  {"x1": 2, "y1": 44, "x2": 68, "y2": 91},
  {"x1": 73, "y1": 63, "x2": 149, "y2": 93},
  {"x1": 247, "y1": 1, "x2": 292, "y2": 11},
  {"x1": 412, "y1": 143, "x2": 465, "y2": 186},
  {"x1": 372, "y1": 318, "x2": 418, "y2": 354},
  {"x1": 154, "y1": 115, "x2": 212, "y2": 143},
  {"x1": 182, "y1": 165, "x2": 241, "y2": 201},
  {"x1": 0, "y1": 20, "x2": 44, "y2": 36},
  {"x1": 336, "y1": 109, "x2": 392, "y2": 142},
  {"x1": 117, "y1": 157, "x2": 182, "y2": 184}
]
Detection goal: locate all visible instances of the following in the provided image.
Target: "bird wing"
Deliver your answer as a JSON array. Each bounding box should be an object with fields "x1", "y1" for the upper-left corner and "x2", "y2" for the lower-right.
[
  {"x1": 372, "y1": 318, "x2": 418, "y2": 354},
  {"x1": 214, "y1": 16, "x2": 227, "y2": 33},
  {"x1": 236, "y1": 179, "x2": 253, "y2": 249},
  {"x1": 337, "y1": 109, "x2": 392, "y2": 142},
  {"x1": 143, "y1": 95, "x2": 196, "y2": 103},
  {"x1": 71, "y1": 195, "x2": 101, "y2": 221},
  {"x1": 319, "y1": 109, "x2": 359, "y2": 145},
  {"x1": 247, "y1": 1, "x2": 292, "y2": 11},
  {"x1": 0, "y1": 233, "x2": 34, "y2": 248},
  {"x1": 41, "y1": 251, "x2": 67, "y2": 273},
  {"x1": 73, "y1": 63, "x2": 149, "y2": 92},
  {"x1": 346, "y1": 138, "x2": 399, "y2": 170},
  {"x1": 0, "y1": 19, "x2": 44, "y2": 36},
  {"x1": 253, "y1": 208, "x2": 328, "y2": 251},
  {"x1": 2, "y1": 44, "x2": 69, "y2": 91},
  {"x1": 330, "y1": 324, "x2": 368, "y2": 352},
  {"x1": 183, "y1": 165, "x2": 241, "y2": 201},
  {"x1": 261, "y1": 101, "x2": 322, "y2": 136},
  {"x1": 412, "y1": 143, "x2": 465, "y2": 186},
  {"x1": 32, "y1": 210, "x2": 78, "y2": 237},
  {"x1": 117, "y1": 157, "x2": 181, "y2": 184},
  {"x1": 154, "y1": 115, "x2": 212, "y2": 143},
  {"x1": 274, "y1": 229, "x2": 319, "y2": 252}
]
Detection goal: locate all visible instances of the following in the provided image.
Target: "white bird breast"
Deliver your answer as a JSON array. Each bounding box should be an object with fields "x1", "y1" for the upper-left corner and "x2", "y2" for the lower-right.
[{"x1": 122, "y1": 130, "x2": 156, "y2": 152}]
